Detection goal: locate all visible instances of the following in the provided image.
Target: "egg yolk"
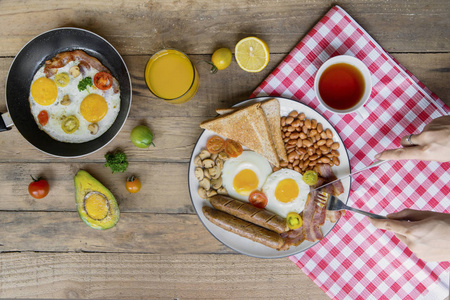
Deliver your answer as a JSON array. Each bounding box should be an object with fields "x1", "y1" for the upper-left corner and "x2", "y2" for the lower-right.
[
  {"x1": 275, "y1": 179, "x2": 299, "y2": 203},
  {"x1": 84, "y1": 192, "x2": 109, "y2": 220},
  {"x1": 233, "y1": 169, "x2": 259, "y2": 196},
  {"x1": 80, "y1": 94, "x2": 108, "y2": 122},
  {"x1": 30, "y1": 77, "x2": 58, "y2": 106}
]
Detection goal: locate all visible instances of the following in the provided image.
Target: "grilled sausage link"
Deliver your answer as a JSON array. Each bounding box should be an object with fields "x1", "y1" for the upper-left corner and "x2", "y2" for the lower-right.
[
  {"x1": 208, "y1": 195, "x2": 289, "y2": 234},
  {"x1": 202, "y1": 206, "x2": 286, "y2": 250}
]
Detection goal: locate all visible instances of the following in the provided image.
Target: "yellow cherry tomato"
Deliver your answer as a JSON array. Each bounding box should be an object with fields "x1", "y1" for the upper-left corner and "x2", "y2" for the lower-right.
[
  {"x1": 303, "y1": 170, "x2": 318, "y2": 186},
  {"x1": 54, "y1": 73, "x2": 70, "y2": 87},
  {"x1": 126, "y1": 175, "x2": 141, "y2": 193},
  {"x1": 61, "y1": 115, "x2": 79, "y2": 134},
  {"x1": 286, "y1": 212, "x2": 303, "y2": 230},
  {"x1": 210, "y1": 48, "x2": 232, "y2": 73}
]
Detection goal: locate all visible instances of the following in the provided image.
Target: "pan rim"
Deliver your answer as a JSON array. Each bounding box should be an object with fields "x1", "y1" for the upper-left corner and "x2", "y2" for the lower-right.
[{"x1": 4, "y1": 27, "x2": 132, "y2": 158}]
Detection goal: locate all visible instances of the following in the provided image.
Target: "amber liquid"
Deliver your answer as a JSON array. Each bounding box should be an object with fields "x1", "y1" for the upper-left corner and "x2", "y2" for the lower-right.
[{"x1": 318, "y1": 63, "x2": 365, "y2": 110}]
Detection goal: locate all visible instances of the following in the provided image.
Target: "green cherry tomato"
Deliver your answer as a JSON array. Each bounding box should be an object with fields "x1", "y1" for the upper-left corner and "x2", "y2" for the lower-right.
[
  {"x1": 303, "y1": 170, "x2": 318, "y2": 186},
  {"x1": 210, "y1": 48, "x2": 232, "y2": 73},
  {"x1": 130, "y1": 125, "x2": 154, "y2": 148}
]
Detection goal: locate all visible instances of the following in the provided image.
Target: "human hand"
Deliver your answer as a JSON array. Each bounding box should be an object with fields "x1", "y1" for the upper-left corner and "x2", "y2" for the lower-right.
[
  {"x1": 375, "y1": 116, "x2": 450, "y2": 162},
  {"x1": 369, "y1": 209, "x2": 450, "y2": 262}
]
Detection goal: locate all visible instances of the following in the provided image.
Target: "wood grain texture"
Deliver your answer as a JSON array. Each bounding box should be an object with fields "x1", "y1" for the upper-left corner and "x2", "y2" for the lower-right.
[
  {"x1": 0, "y1": 253, "x2": 328, "y2": 299},
  {"x1": 0, "y1": 0, "x2": 448, "y2": 56}
]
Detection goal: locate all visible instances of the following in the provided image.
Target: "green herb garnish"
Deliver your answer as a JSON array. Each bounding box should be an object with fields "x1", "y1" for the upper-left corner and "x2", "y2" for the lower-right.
[
  {"x1": 78, "y1": 77, "x2": 93, "y2": 92},
  {"x1": 104, "y1": 149, "x2": 129, "y2": 173}
]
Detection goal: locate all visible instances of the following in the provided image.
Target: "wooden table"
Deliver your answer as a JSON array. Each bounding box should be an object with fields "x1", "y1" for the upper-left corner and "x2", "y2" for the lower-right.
[{"x1": 0, "y1": 1, "x2": 448, "y2": 298}]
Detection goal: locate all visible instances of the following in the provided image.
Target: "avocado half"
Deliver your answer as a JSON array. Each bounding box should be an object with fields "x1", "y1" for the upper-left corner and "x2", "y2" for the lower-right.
[{"x1": 74, "y1": 170, "x2": 120, "y2": 230}]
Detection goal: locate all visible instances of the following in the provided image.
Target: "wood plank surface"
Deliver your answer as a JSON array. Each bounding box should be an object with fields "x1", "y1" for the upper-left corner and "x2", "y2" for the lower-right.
[
  {"x1": 0, "y1": 253, "x2": 327, "y2": 299},
  {"x1": 0, "y1": 0, "x2": 449, "y2": 299}
]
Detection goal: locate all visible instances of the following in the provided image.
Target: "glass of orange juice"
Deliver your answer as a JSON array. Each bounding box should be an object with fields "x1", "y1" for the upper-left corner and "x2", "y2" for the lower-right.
[{"x1": 144, "y1": 49, "x2": 199, "y2": 104}]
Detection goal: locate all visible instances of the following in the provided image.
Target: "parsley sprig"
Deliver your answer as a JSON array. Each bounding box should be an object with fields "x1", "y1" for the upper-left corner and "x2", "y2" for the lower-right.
[{"x1": 78, "y1": 77, "x2": 93, "y2": 92}]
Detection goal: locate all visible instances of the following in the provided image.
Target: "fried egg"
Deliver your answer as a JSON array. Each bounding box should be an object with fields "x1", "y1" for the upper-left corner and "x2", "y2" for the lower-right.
[
  {"x1": 262, "y1": 168, "x2": 310, "y2": 218},
  {"x1": 29, "y1": 58, "x2": 120, "y2": 143},
  {"x1": 222, "y1": 151, "x2": 272, "y2": 201}
]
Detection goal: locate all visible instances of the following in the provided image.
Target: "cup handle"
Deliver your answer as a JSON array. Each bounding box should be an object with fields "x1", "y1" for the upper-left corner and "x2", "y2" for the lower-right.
[{"x1": 356, "y1": 106, "x2": 369, "y2": 119}]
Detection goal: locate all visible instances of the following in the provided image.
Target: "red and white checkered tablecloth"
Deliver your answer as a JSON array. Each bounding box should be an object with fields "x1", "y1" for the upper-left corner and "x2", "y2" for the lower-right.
[{"x1": 251, "y1": 5, "x2": 450, "y2": 300}]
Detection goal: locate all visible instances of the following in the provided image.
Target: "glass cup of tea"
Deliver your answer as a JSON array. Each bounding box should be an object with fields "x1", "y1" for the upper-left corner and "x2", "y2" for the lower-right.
[
  {"x1": 145, "y1": 49, "x2": 199, "y2": 104},
  {"x1": 314, "y1": 55, "x2": 372, "y2": 118}
]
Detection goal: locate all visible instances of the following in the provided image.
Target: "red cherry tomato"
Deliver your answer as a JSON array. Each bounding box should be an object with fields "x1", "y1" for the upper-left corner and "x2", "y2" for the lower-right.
[
  {"x1": 206, "y1": 136, "x2": 225, "y2": 154},
  {"x1": 126, "y1": 176, "x2": 141, "y2": 193},
  {"x1": 38, "y1": 110, "x2": 49, "y2": 126},
  {"x1": 28, "y1": 176, "x2": 49, "y2": 199},
  {"x1": 248, "y1": 190, "x2": 268, "y2": 209},
  {"x1": 93, "y1": 72, "x2": 113, "y2": 90},
  {"x1": 224, "y1": 139, "x2": 243, "y2": 158}
]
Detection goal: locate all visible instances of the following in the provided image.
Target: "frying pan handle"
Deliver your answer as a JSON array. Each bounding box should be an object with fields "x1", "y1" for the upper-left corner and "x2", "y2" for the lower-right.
[{"x1": 0, "y1": 112, "x2": 12, "y2": 132}]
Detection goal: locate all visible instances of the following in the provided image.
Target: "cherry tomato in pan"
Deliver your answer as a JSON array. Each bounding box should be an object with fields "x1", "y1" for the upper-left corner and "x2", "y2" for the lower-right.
[
  {"x1": 248, "y1": 190, "x2": 268, "y2": 209},
  {"x1": 28, "y1": 176, "x2": 49, "y2": 199},
  {"x1": 126, "y1": 175, "x2": 141, "y2": 193},
  {"x1": 93, "y1": 72, "x2": 113, "y2": 90},
  {"x1": 38, "y1": 110, "x2": 49, "y2": 126},
  {"x1": 224, "y1": 139, "x2": 243, "y2": 158},
  {"x1": 206, "y1": 136, "x2": 225, "y2": 154}
]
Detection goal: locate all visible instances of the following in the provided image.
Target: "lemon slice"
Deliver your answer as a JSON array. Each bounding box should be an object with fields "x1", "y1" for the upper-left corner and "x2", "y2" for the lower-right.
[{"x1": 235, "y1": 37, "x2": 270, "y2": 72}]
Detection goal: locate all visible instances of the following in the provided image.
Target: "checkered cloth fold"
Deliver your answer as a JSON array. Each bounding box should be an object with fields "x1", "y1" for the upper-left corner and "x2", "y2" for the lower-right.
[{"x1": 251, "y1": 5, "x2": 450, "y2": 299}]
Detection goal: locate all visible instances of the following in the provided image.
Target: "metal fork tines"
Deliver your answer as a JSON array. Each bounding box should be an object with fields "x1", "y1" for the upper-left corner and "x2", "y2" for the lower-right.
[{"x1": 315, "y1": 191, "x2": 387, "y2": 219}]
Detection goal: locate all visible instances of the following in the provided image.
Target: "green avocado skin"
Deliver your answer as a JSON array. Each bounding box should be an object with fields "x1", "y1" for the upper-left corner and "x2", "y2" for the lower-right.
[{"x1": 74, "y1": 170, "x2": 120, "y2": 230}]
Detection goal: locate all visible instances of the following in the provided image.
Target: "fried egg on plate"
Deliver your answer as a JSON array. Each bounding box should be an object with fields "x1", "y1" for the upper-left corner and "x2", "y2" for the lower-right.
[
  {"x1": 29, "y1": 59, "x2": 120, "y2": 143},
  {"x1": 262, "y1": 168, "x2": 310, "y2": 218},
  {"x1": 222, "y1": 151, "x2": 272, "y2": 201}
]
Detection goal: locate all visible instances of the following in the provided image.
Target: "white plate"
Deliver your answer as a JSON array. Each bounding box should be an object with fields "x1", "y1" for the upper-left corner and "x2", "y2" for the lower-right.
[{"x1": 188, "y1": 97, "x2": 351, "y2": 258}]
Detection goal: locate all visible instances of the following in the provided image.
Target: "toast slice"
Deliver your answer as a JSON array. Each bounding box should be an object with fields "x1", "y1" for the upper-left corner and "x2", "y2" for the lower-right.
[
  {"x1": 215, "y1": 99, "x2": 288, "y2": 163},
  {"x1": 201, "y1": 102, "x2": 280, "y2": 167}
]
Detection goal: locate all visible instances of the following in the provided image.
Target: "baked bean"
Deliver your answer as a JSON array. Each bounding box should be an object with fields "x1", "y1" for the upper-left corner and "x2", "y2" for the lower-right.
[
  {"x1": 320, "y1": 157, "x2": 331, "y2": 164},
  {"x1": 331, "y1": 150, "x2": 339, "y2": 157},
  {"x1": 281, "y1": 117, "x2": 286, "y2": 126},
  {"x1": 299, "y1": 113, "x2": 306, "y2": 120},
  {"x1": 331, "y1": 142, "x2": 340, "y2": 150},
  {"x1": 326, "y1": 129, "x2": 333, "y2": 139},
  {"x1": 288, "y1": 110, "x2": 299, "y2": 118},
  {"x1": 317, "y1": 123, "x2": 323, "y2": 133},
  {"x1": 293, "y1": 159, "x2": 299, "y2": 167},
  {"x1": 302, "y1": 126, "x2": 309, "y2": 135},
  {"x1": 321, "y1": 131, "x2": 327, "y2": 139},
  {"x1": 292, "y1": 119, "x2": 301, "y2": 127},
  {"x1": 288, "y1": 139, "x2": 297, "y2": 145},
  {"x1": 303, "y1": 139, "x2": 312, "y2": 147},
  {"x1": 280, "y1": 161, "x2": 288, "y2": 167},
  {"x1": 297, "y1": 147, "x2": 307, "y2": 155},
  {"x1": 288, "y1": 151, "x2": 297, "y2": 162},
  {"x1": 286, "y1": 116, "x2": 294, "y2": 125},
  {"x1": 294, "y1": 166, "x2": 301, "y2": 172},
  {"x1": 273, "y1": 166, "x2": 281, "y2": 172},
  {"x1": 310, "y1": 154, "x2": 319, "y2": 161},
  {"x1": 311, "y1": 119, "x2": 317, "y2": 129},
  {"x1": 288, "y1": 163, "x2": 293, "y2": 169},
  {"x1": 304, "y1": 119, "x2": 311, "y2": 129},
  {"x1": 287, "y1": 148, "x2": 295, "y2": 154},
  {"x1": 284, "y1": 137, "x2": 290, "y2": 143},
  {"x1": 319, "y1": 145, "x2": 329, "y2": 152},
  {"x1": 288, "y1": 126, "x2": 295, "y2": 132},
  {"x1": 290, "y1": 132, "x2": 299, "y2": 139},
  {"x1": 286, "y1": 144, "x2": 296, "y2": 150},
  {"x1": 310, "y1": 129, "x2": 318, "y2": 137},
  {"x1": 333, "y1": 157, "x2": 341, "y2": 166},
  {"x1": 297, "y1": 139, "x2": 303, "y2": 147},
  {"x1": 326, "y1": 139, "x2": 333, "y2": 147},
  {"x1": 317, "y1": 139, "x2": 326, "y2": 146},
  {"x1": 299, "y1": 132, "x2": 307, "y2": 139}
]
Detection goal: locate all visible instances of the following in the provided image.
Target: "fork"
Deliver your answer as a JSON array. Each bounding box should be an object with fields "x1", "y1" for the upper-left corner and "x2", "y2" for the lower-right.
[{"x1": 316, "y1": 191, "x2": 387, "y2": 219}]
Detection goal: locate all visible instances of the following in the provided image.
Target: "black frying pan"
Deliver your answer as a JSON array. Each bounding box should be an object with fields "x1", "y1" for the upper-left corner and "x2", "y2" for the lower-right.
[{"x1": 1, "y1": 27, "x2": 132, "y2": 157}]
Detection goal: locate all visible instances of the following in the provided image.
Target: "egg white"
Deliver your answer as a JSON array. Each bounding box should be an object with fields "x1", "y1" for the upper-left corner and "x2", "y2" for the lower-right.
[
  {"x1": 221, "y1": 151, "x2": 272, "y2": 201},
  {"x1": 262, "y1": 168, "x2": 310, "y2": 218},
  {"x1": 29, "y1": 60, "x2": 120, "y2": 143}
]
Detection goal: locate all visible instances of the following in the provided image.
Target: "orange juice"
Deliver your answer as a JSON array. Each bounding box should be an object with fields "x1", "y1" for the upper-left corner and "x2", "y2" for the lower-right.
[{"x1": 145, "y1": 49, "x2": 199, "y2": 104}]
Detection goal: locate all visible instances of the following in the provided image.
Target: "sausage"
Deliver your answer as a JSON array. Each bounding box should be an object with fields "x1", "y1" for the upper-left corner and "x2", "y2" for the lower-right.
[
  {"x1": 208, "y1": 195, "x2": 289, "y2": 234},
  {"x1": 202, "y1": 206, "x2": 285, "y2": 250}
]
